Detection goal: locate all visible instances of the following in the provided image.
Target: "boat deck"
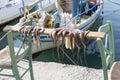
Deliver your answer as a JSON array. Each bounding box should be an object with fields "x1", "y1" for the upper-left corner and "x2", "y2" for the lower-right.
[{"x1": 0, "y1": 0, "x2": 21, "y2": 9}]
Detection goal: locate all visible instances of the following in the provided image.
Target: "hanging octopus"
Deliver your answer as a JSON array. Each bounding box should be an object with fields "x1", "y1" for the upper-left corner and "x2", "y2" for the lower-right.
[
  {"x1": 50, "y1": 28, "x2": 89, "y2": 65},
  {"x1": 33, "y1": 26, "x2": 45, "y2": 47},
  {"x1": 19, "y1": 26, "x2": 45, "y2": 48},
  {"x1": 50, "y1": 28, "x2": 89, "y2": 49}
]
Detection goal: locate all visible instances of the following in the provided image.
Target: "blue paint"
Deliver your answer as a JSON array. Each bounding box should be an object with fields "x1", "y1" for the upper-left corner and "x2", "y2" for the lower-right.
[
  {"x1": 21, "y1": 0, "x2": 25, "y2": 7},
  {"x1": 17, "y1": 34, "x2": 53, "y2": 42},
  {"x1": 40, "y1": 2, "x2": 43, "y2": 8},
  {"x1": 17, "y1": 34, "x2": 50, "y2": 39},
  {"x1": 79, "y1": 1, "x2": 83, "y2": 15},
  {"x1": 79, "y1": 7, "x2": 102, "y2": 30},
  {"x1": 40, "y1": 40, "x2": 53, "y2": 42},
  {"x1": 53, "y1": 12, "x2": 61, "y2": 28},
  {"x1": 79, "y1": 1, "x2": 87, "y2": 15},
  {"x1": 72, "y1": 0, "x2": 78, "y2": 17},
  {"x1": 19, "y1": 8, "x2": 23, "y2": 17},
  {"x1": 49, "y1": 0, "x2": 51, "y2": 4}
]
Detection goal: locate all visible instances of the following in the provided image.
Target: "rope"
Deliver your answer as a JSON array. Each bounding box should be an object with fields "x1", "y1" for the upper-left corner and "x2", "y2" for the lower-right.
[
  {"x1": 108, "y1": 0, "x2": 120, "y2": 6},
  {"x1": 0, "y1": 32, "x2": 8, "y2": 42}
]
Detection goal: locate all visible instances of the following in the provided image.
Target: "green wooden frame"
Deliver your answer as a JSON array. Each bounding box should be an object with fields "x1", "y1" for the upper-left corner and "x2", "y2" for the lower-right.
[
  {"x1": 0, "y1": 31, "x2": 34, "y2": 80},
  {"x1": 96, "y1": 21, "x2": 115, "y2": 80}
]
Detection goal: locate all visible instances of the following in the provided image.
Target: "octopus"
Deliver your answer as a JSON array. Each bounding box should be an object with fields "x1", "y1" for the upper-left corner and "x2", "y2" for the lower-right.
[
  {"x1": 18, "y1": 25, "x2": 89, "y2": 65},
  {"x1": 50, "y1": 28, "x2": 89, "y2": 65},
  {"x1": 33, "y1": 26, "x2": 45, "y2": 47},
  {"x1": 19, "y1": 26, "x2": 33, "y2": 43},
  {"x1": 19, "y1": 26, "x2": 45, "y2": 48},
  {"x1": 50, "y1": 28, "x2": 89, "y2": 49}
]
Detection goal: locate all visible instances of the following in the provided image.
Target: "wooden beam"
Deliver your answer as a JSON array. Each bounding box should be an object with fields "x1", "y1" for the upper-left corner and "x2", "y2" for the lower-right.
[{"x1": 3, "y1": 26, "x2": 105, "y2": 39}]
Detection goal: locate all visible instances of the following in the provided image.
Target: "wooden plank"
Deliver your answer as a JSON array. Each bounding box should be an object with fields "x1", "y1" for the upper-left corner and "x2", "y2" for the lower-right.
[{"x1": 3, "y1": 26, "x2": 105, "y2": 39}]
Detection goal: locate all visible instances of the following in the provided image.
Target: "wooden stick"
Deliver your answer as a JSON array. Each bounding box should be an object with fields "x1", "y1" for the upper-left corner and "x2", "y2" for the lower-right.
[{"x1": 3, "y1": 26, "x2": 105, "y2": 39}]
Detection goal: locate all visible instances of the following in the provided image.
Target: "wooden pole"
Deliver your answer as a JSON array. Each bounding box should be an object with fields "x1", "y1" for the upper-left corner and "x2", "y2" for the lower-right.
[{"x1": 3, "y1": 26, "x2": 105, "y2": 39}]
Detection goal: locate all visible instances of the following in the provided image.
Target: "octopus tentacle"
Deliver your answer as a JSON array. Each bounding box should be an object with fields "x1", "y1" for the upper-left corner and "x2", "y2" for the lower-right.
[
  {"x1": 37, "y1": 27, "x2": 45, "y2": 34},
  {"x1": 59, "y1": 46, "x2": 77, "y2": 65},
  {"x1": 20, "y1": 27, "x2": 32, "y2": 48},
  {"x1": 23, "y1": 27, "x2": 29, "y2": 43},
  {"x1": 56, "y1": 30, "x2": 65, "y2": 62},
  {"x1": 57, "y1": 29, "x2": 64, "y2": 37},
  {"x1": 78, "y1": 31, "x2": 86, "y2": 54},
  {"x1": 68, "y1": 29, "x2": 76, "y2": 61},
  {"x1": 61, "y1": 36, "x2": 65, "y2": 61},
  {"x1": 78, "y1": 31, "x2": 88, "y2": 66},
  {"x1": 19, "y1": 26, "x2": 33, "y2": 49},
  {"x1": 26, "y1": 27, "x2": 34, "y2": 34},
  {"x1": 73, "y1": 29, "x2": 80, "y2": 37},
  {"x1": 74, "y1": 38, "x2": 82, "y2": 65},
  {"x1": 84, "y1": 30, "x2": 90, "y2": 39},
  {"x1": 62, "y1": 28, "x2": 69, "y2": 37},
  {"x1": 37, "y1": 27, "x2": 44, "y2": 46},
  {"x1": 57, "y1": 42, "x2": 61, "y2": 62},
  {"x1": 19, "y1": 26, "x2": 26, "y2": 33},
  {"x1": 62, "y1": 29, "x2": 71, "y2": 49},
  {"x1": 50, "y1": 28, "x2": 62, "y2": 43},
  {"x1": 51, "y1": 30, "x2": 58, "y2": 43},
  {"x1": 19, "y1": 26, "x2": 26, "y2": 44},
  {"x1": 33, "y1": 26, "x2": 40, "y2": 47},
  {"x1": 61, "y1": 29, "x2": 74, "y2": 49},
  {"x1": 69, "y1": 29, "x2": 75, "y2": 49}
]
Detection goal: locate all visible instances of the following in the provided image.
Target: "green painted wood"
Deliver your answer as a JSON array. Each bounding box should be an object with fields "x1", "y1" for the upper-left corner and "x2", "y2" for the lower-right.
[
  {"x1": 7, "y1": 31, "x2": 20, "y2": 80},
  {"x1": 28, "y1": 34, "x2": 34, "y2": 80},
  {"x1": 97, "y1": 21, "x2": 115, "y2": 80},
  {"x1": 0, "y1": 31, "x2": 34, "y2": 80}
]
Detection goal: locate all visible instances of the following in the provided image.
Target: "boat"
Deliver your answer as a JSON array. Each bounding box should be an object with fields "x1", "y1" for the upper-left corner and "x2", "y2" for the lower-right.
[
  {"x1": 2, "y1": 0, "x2": 104, "y2": 54},
  {"x1": 0, "y1": 0, "x2": 44, "y2": 25}
]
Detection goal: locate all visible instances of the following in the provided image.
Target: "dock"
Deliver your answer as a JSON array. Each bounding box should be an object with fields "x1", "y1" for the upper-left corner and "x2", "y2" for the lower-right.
[{"x1": 0, "y1": 61, "x2": 103, "y2": 80}]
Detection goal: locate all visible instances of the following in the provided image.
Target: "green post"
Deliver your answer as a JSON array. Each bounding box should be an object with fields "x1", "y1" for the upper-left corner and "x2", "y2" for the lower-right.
[
  {"x1": 107, "y1": 21, "x2": 115, "y2": 67},
  {"x1": 7, "y1": 31, "x2": 20, "y2": 80},
  {"x1": 28, "y1": 34, "x2": 34, "y2": 80},
  {"x1": 97, "y1": 21, "x2": 115, "y2": 80}
]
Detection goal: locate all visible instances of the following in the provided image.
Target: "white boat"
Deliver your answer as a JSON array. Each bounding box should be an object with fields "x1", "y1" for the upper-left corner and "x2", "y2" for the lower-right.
[
  {"x1": 15, "y1": 0, "x2": 57, "y2": 53},
  {"x1": 3, "y1": 0, "x2": 104, "y2": 54},
  {"x1": 0, "y1": 0, "x2": 44, "y2": 25}
]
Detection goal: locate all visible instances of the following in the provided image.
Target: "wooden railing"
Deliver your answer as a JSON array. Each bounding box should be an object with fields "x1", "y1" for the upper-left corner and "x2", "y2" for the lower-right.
[{"x1": 3, "y1": 26, "x2": 104, "y2": 39}]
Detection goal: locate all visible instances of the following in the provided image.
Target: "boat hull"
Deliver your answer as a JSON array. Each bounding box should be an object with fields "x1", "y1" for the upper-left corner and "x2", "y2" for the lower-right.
[
  {"x1": 9, "y1": 0, "x2": 103, "y2": 54},
  {"x1": 0, "y1": 0, "x2": 54, "y2": 25}
]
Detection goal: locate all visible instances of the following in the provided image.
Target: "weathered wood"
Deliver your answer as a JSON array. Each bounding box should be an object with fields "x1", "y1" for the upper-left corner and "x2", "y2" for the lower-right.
[{"x1": 3, "y1": 26, "x2": 105, "y2": 39}]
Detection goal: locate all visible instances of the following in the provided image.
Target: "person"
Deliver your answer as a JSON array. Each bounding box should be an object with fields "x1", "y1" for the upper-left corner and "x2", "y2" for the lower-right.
[
  {"x1": 56, "y1": 0, "x2": 72, "y2": 13},
  {"x1": 87, "y1": 0, "x2": 97, "y2": 5}
]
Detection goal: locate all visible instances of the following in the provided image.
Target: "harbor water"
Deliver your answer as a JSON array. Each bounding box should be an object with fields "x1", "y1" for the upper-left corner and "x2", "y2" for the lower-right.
[
  {"x1": 103, "y1": 0, "x2": 120, "y2": 61},
  {"x1": 0, "y1": 0, "x2": 120, "y2": 69}
]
